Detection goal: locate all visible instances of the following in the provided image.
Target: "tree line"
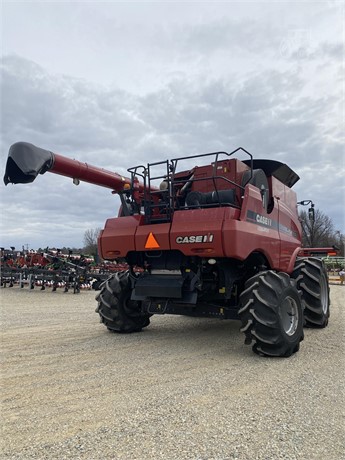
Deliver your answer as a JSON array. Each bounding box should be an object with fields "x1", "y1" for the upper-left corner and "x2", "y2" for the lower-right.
[{"x1": 299, "y1": 209, "x2": 344, "y2": 255}]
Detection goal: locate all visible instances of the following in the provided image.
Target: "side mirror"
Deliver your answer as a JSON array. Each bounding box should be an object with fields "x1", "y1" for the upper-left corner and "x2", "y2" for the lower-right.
[
  {"x1": 297, "y1": 200, "x2": 315, "y2": 222},
  {"x1": 308, "y1": 205, "x2": 315, "y2": 222}
]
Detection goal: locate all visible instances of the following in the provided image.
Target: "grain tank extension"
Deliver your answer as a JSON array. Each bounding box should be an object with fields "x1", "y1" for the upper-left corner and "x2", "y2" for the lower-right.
[{"x1": 4, "y1": 142, "x2": 330, "y2": 357}]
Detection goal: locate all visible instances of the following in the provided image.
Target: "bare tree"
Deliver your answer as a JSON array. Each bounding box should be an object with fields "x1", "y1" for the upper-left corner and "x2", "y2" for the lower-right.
[
  {"x1": 83, "y1": 228, "x2": 101, "y2": 258},
  {"x1": 299, "y1": 209, "x2": 335, "y2": 247},
  {"x1": 335, "y1": 231, "x2": 345, "y2": 257}
]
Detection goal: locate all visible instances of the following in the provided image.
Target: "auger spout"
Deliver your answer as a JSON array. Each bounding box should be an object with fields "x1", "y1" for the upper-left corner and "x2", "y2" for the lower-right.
[{"x1": 4, "y1": 142, "x2": 142, "y2": 192}]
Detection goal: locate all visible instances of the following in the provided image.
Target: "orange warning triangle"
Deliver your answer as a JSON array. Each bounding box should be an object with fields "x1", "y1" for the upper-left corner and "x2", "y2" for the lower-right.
[{"x1": 145, "y1": 232, "x2": 160, "y2": 249}]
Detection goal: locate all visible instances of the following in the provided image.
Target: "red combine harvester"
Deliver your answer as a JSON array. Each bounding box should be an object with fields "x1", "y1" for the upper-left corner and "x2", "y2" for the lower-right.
[{"x1": 4, "y1": 142, "x2": 330, "y2": 357}]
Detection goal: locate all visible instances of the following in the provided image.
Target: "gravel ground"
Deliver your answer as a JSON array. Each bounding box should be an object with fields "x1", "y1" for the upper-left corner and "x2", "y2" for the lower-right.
[{"x1": 1, "y1": 285, "x2": 344, "y2": 460}]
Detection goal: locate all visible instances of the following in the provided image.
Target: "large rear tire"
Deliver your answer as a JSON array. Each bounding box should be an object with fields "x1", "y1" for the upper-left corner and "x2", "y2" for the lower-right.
[
  {"x1": 292, "y1": 257, "x2": 330, "y2": 328},
  {"x1": 239, "y1": 271, "x2": 304, "y2": 357},
  {"x1": 95, "y1": 271, "x2": 151, "y2": 332}
]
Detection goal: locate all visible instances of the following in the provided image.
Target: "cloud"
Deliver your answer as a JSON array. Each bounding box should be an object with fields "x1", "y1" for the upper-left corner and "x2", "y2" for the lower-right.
[{"x1": 1, "y1": 56, "x2": 146, "y2": 157}]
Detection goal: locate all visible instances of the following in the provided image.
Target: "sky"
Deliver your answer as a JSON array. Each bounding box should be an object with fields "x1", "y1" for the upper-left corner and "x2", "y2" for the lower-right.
[{"x1": 0, "y1": 0, "x2": 344, "y2": 251}]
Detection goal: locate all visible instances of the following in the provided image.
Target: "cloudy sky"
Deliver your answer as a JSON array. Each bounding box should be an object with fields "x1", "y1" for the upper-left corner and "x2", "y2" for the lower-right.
[{"x1": 1, "y1": 0, "x2": 344, "y2": 251}]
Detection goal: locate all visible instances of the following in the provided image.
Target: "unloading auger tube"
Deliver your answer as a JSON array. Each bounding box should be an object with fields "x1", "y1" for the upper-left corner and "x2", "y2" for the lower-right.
[{"x1": 3, "y1": 141, "x2": 145, "y2": 193}]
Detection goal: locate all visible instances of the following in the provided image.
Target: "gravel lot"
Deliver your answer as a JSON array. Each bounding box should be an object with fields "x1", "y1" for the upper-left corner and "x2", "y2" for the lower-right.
[{"x1": 1, "y1": 285, "x2": 344, "y2": 460}]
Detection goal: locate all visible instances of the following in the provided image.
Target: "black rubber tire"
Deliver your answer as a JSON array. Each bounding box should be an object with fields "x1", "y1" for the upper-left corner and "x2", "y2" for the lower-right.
[
  {"x1": 292, "y1": 257, "x2": 330, "y2": 328},
  {"x1": 239, "y1": 271, "x2": 304, "y2": 357},
  {"x1": 95, "y1": 271, "x2": 150, "y2": 333}
]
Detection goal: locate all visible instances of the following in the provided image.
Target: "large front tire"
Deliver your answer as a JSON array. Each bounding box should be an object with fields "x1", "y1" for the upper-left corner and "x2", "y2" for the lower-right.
[
  {"x1": 239, "y1": 271, "x2": 304, "y2": 357},
  {"x1": 95, "y1": 271, "x2": 150, "y2": 332},
  {"x1": 292, "y1": 257, "x2": 330, "y2": 328}
]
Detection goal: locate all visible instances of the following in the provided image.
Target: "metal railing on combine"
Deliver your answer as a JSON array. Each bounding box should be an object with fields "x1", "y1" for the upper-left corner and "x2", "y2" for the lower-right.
[{"x1": 136, "y1": 147, "x2": 253, "y2": 224}]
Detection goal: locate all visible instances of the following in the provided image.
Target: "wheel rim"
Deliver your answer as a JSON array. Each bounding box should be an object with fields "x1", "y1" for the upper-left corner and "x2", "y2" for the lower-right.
[
  {"x1": 281, "y1": 296, "x2": 299, "y2": 336},
  {"x1": 320, "y1": 274, "x2": 329, "y2": 314}
]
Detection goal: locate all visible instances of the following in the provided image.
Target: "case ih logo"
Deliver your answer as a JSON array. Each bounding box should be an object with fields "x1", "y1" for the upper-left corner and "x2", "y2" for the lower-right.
[
  {"x1": 256, "y1": 214, "x2": 272, "y2": 227},
  {"x1": 247, "y1": 210, "x2": 275, "y2": 228},
  {"x1": 176, "y1": 234, "x2": 214, "y2": 244}
]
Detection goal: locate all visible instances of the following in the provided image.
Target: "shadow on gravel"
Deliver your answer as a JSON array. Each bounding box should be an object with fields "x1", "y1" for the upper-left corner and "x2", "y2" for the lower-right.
[{"x1": 100, "y1": 316, "x2": 247, "y2": 358}]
